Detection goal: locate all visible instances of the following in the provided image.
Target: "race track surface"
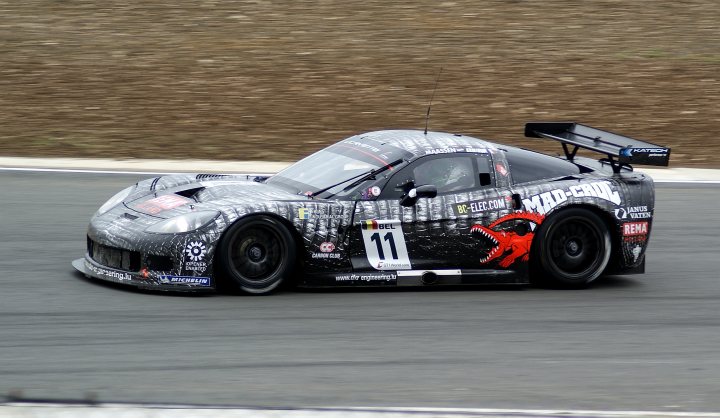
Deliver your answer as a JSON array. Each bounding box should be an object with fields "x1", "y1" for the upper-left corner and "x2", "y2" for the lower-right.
[{"x1": 1, "y1": 171, "x2": 719, "y2": 411}]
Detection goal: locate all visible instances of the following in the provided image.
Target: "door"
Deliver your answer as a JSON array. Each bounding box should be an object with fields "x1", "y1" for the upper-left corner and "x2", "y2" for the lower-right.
[{"x1": 349, "y1": 153, "x2": 514, "y2": 273}]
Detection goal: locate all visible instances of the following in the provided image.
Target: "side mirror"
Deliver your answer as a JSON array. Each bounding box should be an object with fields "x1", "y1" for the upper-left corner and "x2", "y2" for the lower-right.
[{"x1": 400, "y1": 184, "x2": 438, "y2": 207}]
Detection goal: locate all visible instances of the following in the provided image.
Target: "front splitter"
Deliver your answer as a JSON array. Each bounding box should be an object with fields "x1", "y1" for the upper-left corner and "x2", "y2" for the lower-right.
[{"x1": 72, "y1": 257, "x2": 214, "y2": 292}]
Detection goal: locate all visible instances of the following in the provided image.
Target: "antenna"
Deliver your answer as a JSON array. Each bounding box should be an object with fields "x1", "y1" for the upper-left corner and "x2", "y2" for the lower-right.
[{"x1": 424, "y1": 67, "x2": 443, "y2": 135}]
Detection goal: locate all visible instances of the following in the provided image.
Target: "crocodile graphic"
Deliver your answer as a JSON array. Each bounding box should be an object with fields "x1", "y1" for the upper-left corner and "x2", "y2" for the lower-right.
[{"x1": 470, "y1": 211, "x2": 545, "y2": 267}]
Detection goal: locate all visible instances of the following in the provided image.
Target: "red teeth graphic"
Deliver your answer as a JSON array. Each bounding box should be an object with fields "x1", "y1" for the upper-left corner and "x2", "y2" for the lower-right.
[{"x1": 471, "y1": 211, "x2": 545, "y2": 267}]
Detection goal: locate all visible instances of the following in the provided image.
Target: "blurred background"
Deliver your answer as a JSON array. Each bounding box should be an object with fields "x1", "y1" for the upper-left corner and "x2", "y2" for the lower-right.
[{"x1": 1, "y1": 0, "x2": 718, "y2": 165}]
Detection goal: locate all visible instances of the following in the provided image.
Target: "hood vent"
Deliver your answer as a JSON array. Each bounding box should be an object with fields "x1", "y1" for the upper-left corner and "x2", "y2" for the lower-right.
[
  {"x1": 196, "y1": 174, "x2": 229, "y2": 181},
  {"x1": 175, "y1": 187, "x2": 205, "y2": 200}
]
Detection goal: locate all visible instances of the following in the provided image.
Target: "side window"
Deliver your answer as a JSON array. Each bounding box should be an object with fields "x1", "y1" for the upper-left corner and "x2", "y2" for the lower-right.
[
  {"x1": 504, "y1": 147, "x2": 585, "y2": 185},
  {"x1": 378, "y1": 154, "x2": 496, "y2": 199},
  {"x1": 477, "y1": 155, "x2": 494, "y2": 187},
  {"x1": 413, "y1": 156, "x2": 475, "y2": 194}
]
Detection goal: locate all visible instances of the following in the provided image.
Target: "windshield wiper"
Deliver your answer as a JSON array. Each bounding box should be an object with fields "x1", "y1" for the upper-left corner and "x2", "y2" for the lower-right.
[{"x1": 309, "y1": 159, "x2": 403, "y2": 199}]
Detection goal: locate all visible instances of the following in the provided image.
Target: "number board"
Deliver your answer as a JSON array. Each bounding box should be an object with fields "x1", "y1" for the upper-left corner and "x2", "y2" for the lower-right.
[{"x1": 359, "y1": 219, "x2": 411, "y2": 270}]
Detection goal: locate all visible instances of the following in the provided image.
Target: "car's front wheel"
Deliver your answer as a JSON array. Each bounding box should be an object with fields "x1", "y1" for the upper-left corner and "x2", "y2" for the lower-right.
[
  {"x1": 533, "y1": 208, "x2": 611, "y2": 287},
  {"x1": 218, "y1": 215, "x2": 296, "y2": 295}
]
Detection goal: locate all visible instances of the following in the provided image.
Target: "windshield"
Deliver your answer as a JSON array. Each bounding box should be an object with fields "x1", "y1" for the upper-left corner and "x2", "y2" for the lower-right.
[{"x1": 267, "y1": 137, "x2": 413, "y2": 197}]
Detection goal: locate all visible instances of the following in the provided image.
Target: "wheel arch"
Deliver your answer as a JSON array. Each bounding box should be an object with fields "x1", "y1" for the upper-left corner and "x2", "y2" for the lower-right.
[
  {"x1": 537, "y1": 203, "x2": 618, "y2": 248},
  {"x1": 530, "y1": 203, "x2": 618, "y2": 283},
  {"x1": 220, "y1": 211, "x2": 306, "y2": 248},
  {"x1": 216, "y1": 212, "x2": 305, "y2": 290}
]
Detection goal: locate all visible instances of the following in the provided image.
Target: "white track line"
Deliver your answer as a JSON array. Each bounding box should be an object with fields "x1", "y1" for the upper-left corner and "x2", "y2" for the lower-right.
[
  {"x1": 3, "y1": 404, "x2": 720, "y2": 418},
  {"x1": 0, "y1": 157, "x2": 291, "y2": 175},
  {"x1": 1, "y1": 156, "x2": 719, "y2": 183},
  {"x1": 351, "y1": 406, "x2": 720, "y2": 417},
  {"x1": 3, "y1": 165, "x2": 720, "y2": 184},
  {"x1": 0, "y1": 166, "x2": 187, "y2": 175},
  {"x1": 1, "y1": 156, "x2": 720, "y2": 183},
  {"x1": 0, "y1": 166, "x2": 274, "y2": 176}
]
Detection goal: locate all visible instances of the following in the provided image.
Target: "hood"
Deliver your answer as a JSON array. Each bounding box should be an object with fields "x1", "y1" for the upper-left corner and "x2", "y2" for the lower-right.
[{"x1": 125, "y1": 174, "x2": 307, "y2": 218}]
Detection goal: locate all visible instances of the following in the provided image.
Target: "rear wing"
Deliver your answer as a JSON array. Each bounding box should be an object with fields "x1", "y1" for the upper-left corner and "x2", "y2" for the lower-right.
[{"x1": 524, "y1": 122, "x2": 670, "y2": 172}]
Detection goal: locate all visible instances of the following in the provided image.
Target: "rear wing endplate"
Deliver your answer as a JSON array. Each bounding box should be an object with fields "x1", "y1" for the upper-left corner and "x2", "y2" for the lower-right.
[{"x1": 525, "y1": 122, "x2": 670, "y2": 172}]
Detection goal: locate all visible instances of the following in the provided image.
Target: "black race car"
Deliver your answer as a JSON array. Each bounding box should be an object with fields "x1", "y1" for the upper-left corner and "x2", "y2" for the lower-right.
[{"x1": 73, "y1": 122, "x2": 670, "y2": 294}]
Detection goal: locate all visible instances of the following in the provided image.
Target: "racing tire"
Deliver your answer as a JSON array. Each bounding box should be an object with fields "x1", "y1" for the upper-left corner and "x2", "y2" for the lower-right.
[
  {"x1": 532, "y1": 208, "x2": 611, "y2": 287},
  {"x1": 218, "y1": 215, "x2": 296, "y2": 295}
]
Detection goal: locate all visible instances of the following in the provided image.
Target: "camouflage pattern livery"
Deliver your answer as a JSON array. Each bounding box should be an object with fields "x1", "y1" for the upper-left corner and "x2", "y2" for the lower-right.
[{"x1": 74, "y1": 129, "x2": 657, "y2": 291}]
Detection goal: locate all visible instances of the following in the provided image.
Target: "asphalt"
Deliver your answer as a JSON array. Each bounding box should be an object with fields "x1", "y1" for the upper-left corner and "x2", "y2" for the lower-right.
[{"x1": 1, "y1": 171, "x2": 720, "y2": 412}]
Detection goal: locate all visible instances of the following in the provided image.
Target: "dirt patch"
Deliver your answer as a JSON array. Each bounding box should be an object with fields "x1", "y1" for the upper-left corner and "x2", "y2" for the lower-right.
[{"x1": 1, "y1": 1, "x2": 719, "y2": 166}]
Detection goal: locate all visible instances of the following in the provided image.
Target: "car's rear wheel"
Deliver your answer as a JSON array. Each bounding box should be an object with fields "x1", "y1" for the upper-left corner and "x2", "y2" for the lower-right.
[
  {"x1": 533, "y1": 208, "x2": 611, "y2": 287},
  {"x1": 218, "y1": 215, "x2": 296, "y2": 295}
]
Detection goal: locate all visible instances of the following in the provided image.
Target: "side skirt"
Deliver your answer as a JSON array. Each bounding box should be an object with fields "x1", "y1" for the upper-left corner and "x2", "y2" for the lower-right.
[{"x1": 301, "y1": 268, "x2": 528, "y2": 288}]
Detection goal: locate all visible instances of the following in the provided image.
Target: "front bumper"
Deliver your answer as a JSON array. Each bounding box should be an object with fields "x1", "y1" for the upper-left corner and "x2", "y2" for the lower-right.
[
  {"x1": 77, "y1": 203, "x2": 228, "y2": 291},
  {"x1": 73, "y1": 255, "x2": 215, "y2": 291}
]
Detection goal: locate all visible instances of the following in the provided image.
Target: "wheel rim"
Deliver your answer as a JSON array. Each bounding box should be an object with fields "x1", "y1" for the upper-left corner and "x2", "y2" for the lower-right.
[
  {"x1": 547, "y1": 217, "x2": 604, "y2": 278},
  {"x1": 228, "y1": 225, "x2": 284, "y2": 284}
]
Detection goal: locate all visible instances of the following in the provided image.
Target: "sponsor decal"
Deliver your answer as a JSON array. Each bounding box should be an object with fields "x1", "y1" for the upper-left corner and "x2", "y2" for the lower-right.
[
  {"x1": 623, "y1": 234, "x2": 647, "y2": 243},
  {"x1": 426, "y1": 147, "x2": 461, "y2": 155},
  {"x1": 312, "y1": 241, "x2": 341, "y2": 259},
  {"x1": 361, "y1": 220, "x2": 399, "y2": 230},
  {"x1": 360, "y1": 219, "x2": 400, "y2": 231},
  {"x1": 134, "y1": 194, "x2": 190, "y2": 215},
  {"x1": 159, "y1": 275, "x2": 210, "y2": 287},
  {"x1": 311, "y1": 252, "x2": 342, "y2": 259},
  {"x1": 183, "y1": 241, "x2": 208, "y2": 272},
  {"x1": 85, "y1": 260, "x2": 132, "y2": 281},
  {"x1": 623, "y1": 221, "x2": 648, "y2": 237},
  {"x1": 343, "y1": 140, "x2": 382, "y2": 154},
  {"x1": 425, "y1": 147, "x2": 488, "y2": 155},
  {"x1": 376, "y1": 260, "x2": 409, "y2": 269},
  {"x1": 615, "y1": 206, "x2": 652, "y2": 220},
  {"x1": 495, "y1": 163, "x2": 508, "y2": 177},
  {"x1": 522, "y1": 181, "x2": 621, "y2": 215},
  {"x1": 360, "y1": 219, "x2": 411, "y2": 270},
  {"x1": 335, "y1": 273, "x2": 397, "y2": 283},
  {"x1": 185, "y1": 241, "x2": 206, "y2": 262},
  {"x1": 620, "y1": 148, "x2": 669, "y2": 158},
  {"x1": 298, "y1": 207, "x2": 344, "y2": 220},
  {"x1": 471, "y1": 212, "x2": 545, "y2": 267},
  {"x1": 340, "y1": 137, "x2": 413, "y2": 162},
  {"x1": 455, "y1": 197, "x2": 507, "y2": 215},
  {"x1": 360, "y1": 186, "x2": 382, "y2": 200},
  {"x1": 619, "y1": 147, "x2": 670, "y2": 166},
  {"x1": 632, "y1": 245, "x2": 643, "y2": 262}
]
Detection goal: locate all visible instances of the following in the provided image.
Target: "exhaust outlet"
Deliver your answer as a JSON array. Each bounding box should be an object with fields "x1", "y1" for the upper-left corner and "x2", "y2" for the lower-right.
[{"x1": 421, "y1": 271, "x2": 438, "y2": 285}]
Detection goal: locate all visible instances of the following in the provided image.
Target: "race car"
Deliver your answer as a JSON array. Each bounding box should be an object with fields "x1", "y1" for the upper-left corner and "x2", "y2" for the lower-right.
[{"x1": 73, "y1": 122, "x2": 670, "y2": 294}]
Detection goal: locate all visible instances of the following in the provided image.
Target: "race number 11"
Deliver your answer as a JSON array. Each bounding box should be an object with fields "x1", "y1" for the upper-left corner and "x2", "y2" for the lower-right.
[
  {"x1": 370, "y1": 232, "x2": 398, "y2": 260},
  {"x1": 360, "y1": 219, "x2": 411, "y2": 270}
]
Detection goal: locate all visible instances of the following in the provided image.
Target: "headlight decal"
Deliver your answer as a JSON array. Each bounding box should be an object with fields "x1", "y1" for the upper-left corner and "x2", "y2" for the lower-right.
[{"x1": 145, "y1": 210, "x2": 220, "y2": 234}]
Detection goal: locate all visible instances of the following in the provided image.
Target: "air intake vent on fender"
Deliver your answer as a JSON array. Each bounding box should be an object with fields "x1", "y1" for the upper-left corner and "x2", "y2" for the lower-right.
[{"x1": 196, "y1": 174, "x2": 229, "y2": 181}]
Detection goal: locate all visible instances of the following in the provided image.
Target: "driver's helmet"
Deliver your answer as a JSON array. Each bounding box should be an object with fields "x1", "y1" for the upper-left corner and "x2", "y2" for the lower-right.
[{"x1": 415, "y1": 158, "x2": 470, "y2": 190}]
